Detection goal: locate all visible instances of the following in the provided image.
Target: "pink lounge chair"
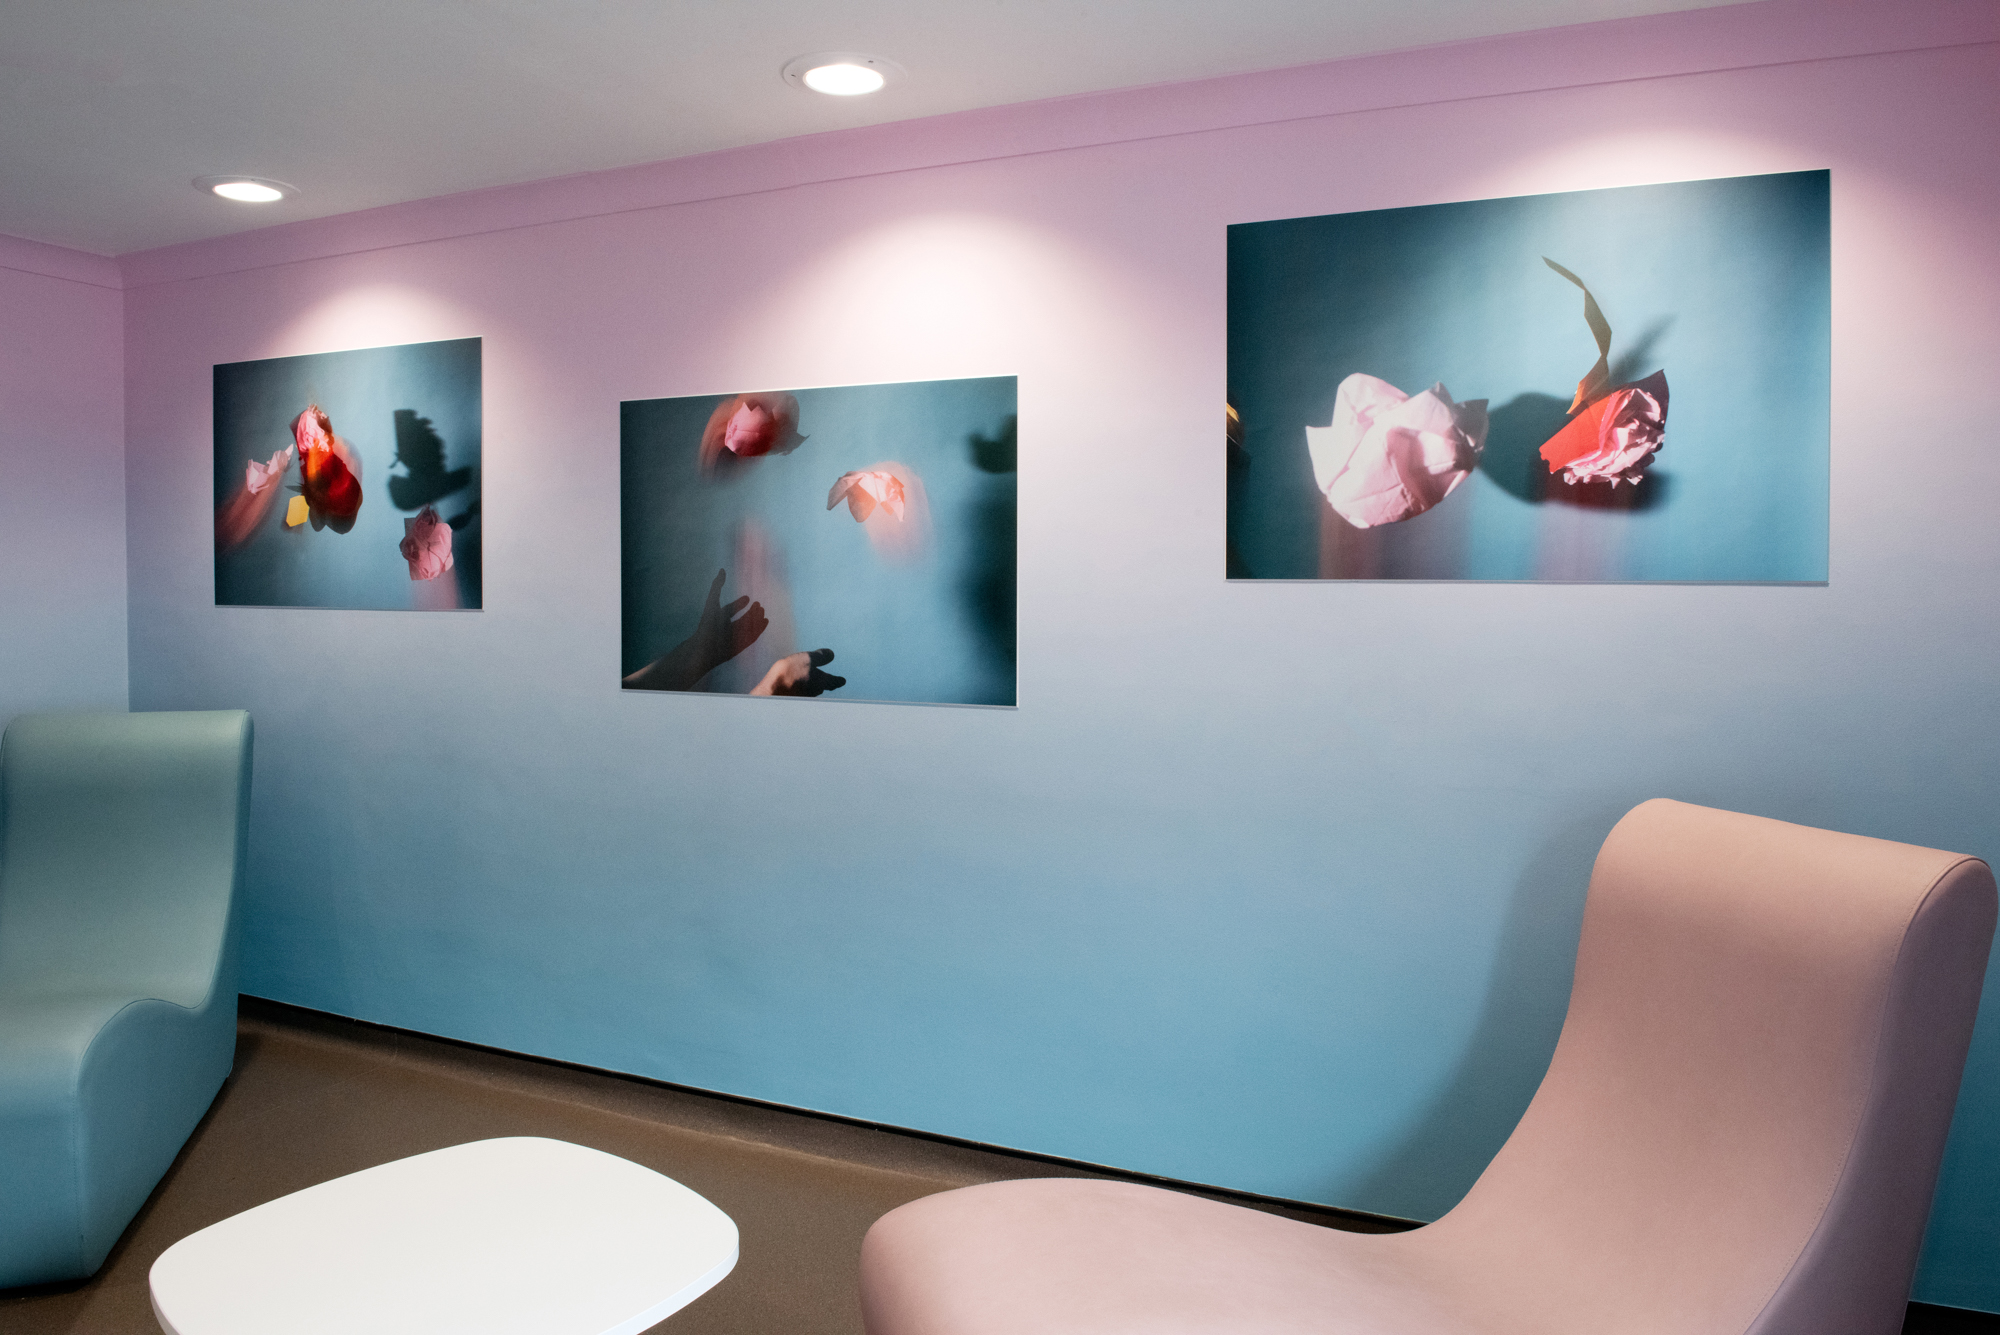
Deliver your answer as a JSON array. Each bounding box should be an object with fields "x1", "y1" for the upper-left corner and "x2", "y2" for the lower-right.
[{"x1": 860, "y1": 800, "x2": 1996, "y2": 1335}]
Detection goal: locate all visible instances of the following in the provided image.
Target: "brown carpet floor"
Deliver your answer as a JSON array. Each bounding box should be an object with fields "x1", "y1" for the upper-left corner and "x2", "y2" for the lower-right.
[
  {"x1": 5, "y1": 999, "x2": 1993, "y2": 1334},
  {"x1": 1, "y1": 998, "x2": 1395, "y2": 1335}
]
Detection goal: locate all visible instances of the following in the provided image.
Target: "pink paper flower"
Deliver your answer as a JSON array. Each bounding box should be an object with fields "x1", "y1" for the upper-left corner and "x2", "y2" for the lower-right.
[
  {"x1": 1306, "y1": 374, "x2": 1488, "y2": 529},
  {"x1": 726, "y1": 402, "x2": 776, "y2": 454},
  {"x1": 1539, "y1": 370, "x2": 1669, "y2": 487},
  {"x1": 698, "y1": 392, "x2": 806, "y2": 472},
  {"x1": 293, "y1": 405, "x2": 332, "y2": 454},
  {"x1": 245, "y1": 446, "x2": 292, "y2": 495},
  {"x1": 827, "y1": 470, "x2": 907, "y2": 523},
  {"x1": 399, "y1": 505, "x2": 454, "y2": 581}
]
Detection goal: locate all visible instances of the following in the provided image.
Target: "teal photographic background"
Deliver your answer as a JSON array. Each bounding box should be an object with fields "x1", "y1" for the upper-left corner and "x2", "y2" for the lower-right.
[
  {"x1": 213, "y1": 337, "x2": 482, "y2": 610},
  {"x1": 622, "y1": 376, "x2": 1017, "y2": 707},
  {"x1": 1228, "y1": 171, "x2": 1829, "y2": 581}
]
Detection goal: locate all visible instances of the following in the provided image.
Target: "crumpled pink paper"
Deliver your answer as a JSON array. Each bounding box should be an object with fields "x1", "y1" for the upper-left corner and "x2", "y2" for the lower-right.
[
  {"x1": 245, "y1": 447, "x2": 293, "y2": 495},
  {"x1": 699, "y1": 392, "x2": 806, "y2": 472},
  {"x1": 1539, "y1": 370, "x2": 1668, "y2": 487},
  {"x1": 1306, "y1": 374, "x2": 1488, "y2": 529},
  {"x1": 827, "y1": 470, "x2": 907, "y2": 523},
  {"x1": 399, "y1": 505, "x2": 454, "y2": 581},
  {"x1": 726, "y1": 401, "x2": 778, "y2": 454}
]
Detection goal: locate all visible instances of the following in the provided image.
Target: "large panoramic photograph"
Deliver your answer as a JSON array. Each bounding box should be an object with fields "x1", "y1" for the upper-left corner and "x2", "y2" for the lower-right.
[
  {"x1": 1226, "y1": 170, "x2": 1830, "y2": 581},
  {"x1": 214, "y1": 337, "x2": 482, "y2": 609},
  {"x1": 621, "y1": 376, "x2": 1018, "y2": 707}
]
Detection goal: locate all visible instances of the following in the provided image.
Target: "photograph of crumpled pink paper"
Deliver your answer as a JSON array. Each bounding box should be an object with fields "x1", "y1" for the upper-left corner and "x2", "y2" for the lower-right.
[
  {"x1": 1227, "y1": 170, "x2": 1827, "y2": 581},
  {"x1": 213, "y1": 337, "x2": 482, "y2": 609},
  {"x1": 621, "y1": 376, "x2": 1017, "y2": 707}
]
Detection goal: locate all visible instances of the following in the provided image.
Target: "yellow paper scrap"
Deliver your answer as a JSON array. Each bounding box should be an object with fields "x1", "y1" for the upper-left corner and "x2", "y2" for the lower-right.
[{"x1": 1544, "y1": 257, "x2": 1614, "y2": 413}]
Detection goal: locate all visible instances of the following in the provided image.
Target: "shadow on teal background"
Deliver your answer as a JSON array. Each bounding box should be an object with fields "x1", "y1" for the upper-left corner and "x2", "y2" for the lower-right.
[
  {"x1": 213, "y1": 338, "x2": 482, "y2": 610},
  {"x1": 1228, "y1": 171, "x2": 1829, "y2": 581},
  {"x1": 622, "y1": 376, "x2": 1017, "y2": 706}
]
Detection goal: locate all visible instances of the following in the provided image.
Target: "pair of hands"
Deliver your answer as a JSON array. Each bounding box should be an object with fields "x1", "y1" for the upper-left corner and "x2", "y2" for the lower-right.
[
  {"x1": 623, "y1": 568, "x2": 845, "y2": 697},
  {"x1": 751, "y1": 648, "x2": 845, "y2": 697},
  {"x1": 694, "y1": 569, "x2": 845, "y2": 696}
]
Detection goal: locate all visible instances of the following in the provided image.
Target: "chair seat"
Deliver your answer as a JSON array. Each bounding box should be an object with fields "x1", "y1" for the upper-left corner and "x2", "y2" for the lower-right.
[
  {"x1": 0, "y1": 709, "x2": 253, "y2": 1287},
  {"x1": 863, "y1": 1179, "x2": 1451, "y2": 1335},
  {"x1": 0, "y1": 994, "x2": 141, "y2": 1090},
  {"x1": 860, "y1": 802, "x2": 2000, "y2": 1335}
]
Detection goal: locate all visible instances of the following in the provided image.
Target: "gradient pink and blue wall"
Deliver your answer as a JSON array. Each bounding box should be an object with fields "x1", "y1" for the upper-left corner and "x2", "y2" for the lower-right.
[
  {"x1": 4, "y1": 0, "x2": 1999, "y2": 1311},
  {"x1": 0, "y1": 236, "x2": 127, "y2": 724}
]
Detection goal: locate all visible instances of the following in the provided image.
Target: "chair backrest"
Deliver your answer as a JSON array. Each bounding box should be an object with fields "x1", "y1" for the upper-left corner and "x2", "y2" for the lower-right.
[
  {"x1": 1420, "y1": 799, "x2": 1995, "y2": 1335},
  {"x1": 0, "y1": 711, "x2": 252, "y2": 1009}
]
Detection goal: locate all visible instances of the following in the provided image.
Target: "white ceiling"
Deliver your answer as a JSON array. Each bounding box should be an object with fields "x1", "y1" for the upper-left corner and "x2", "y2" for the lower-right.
[{"x1": 0, "y1": 0, "x2": 1749, "y2": 257}]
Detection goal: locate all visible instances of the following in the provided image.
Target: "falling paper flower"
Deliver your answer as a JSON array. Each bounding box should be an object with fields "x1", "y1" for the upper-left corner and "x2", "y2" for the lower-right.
[
  {"x1": 1540, "y1": 370, "x2": 1669, "y2": 487},
  {"x1": 399, "y1": 505, "x2": 454, "y2": 581},
  {"x1": 293, "y1": 405, "x2": 364, "y2": 531},
  {"x1": 245, "y1": 446, "x2": 293, "y2": 495},
  {"x1": 215, "y1": 445, "x2": 298, "y2": 550},
  {"x1": 1539, "y1": 259, "x2": 1670, "y2": 487},
  {"x1": 827, "y1": 470, "x2": 907, "y2": 523},
  {"x1": 699, "y1": 392, "x2": 806, "y2": 472},
  {"x1": 1306, "y1": 374, "x2": 1488, "y2": 529}
]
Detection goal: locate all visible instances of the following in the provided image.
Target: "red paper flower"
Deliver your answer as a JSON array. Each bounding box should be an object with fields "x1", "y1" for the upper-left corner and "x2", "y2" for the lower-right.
[
  {"x1": 1538, "y1": 259, "x2": 1669, "y2": 488},
  {"x1": 293, "y1": 405, "x2": 364, "y2": 530},
  {"x1": 1539, "y1": 370, "x2": 1669, "y2": 487}
]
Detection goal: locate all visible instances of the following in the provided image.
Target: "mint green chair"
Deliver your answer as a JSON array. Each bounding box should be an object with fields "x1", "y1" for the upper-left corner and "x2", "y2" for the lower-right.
[{"x1": 0, "y1": 711, "x2": 252, "y2": 1288}]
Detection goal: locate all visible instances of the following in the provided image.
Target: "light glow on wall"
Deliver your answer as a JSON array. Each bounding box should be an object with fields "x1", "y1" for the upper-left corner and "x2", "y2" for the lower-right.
[
  {"x1": 1471, "y1": 127, "x2": 1795, "y2": 202},
  {"x1": 269, "y1": 284, "x2": 476, "y2": 364}
]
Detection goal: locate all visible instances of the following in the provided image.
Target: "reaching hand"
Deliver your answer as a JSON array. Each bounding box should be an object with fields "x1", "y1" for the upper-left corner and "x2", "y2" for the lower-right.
[
  {"x1": 693, "y1": 567, "x2": 768, "y2": 671},
  {"x1": 751, "y1": 649, "x2": 846, "y2": 697},
  {"x1": 622, "y1": 568, "x2": 768, "y2": 692}
]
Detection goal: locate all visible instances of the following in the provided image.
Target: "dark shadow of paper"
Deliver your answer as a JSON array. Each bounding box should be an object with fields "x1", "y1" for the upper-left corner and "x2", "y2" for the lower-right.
[
  {"x1": 1609, "y1": 317, "x2": 1673, "y2": 389},
  {"x1": 1479, "y1": 392, "x2": 1570, "y2": 505},
  {"x1": 970, "y1": 414, "x2": 1017, "y2": 475},
  {"x1": 962, "y1": 415, "x2": 1017, "y2": 678},
  {"x1": 447, "y1": 500, "x2": 482, "y2": 609},
  {"x1": 388, "y1": 409, "x2": 474, "y2": 511}
]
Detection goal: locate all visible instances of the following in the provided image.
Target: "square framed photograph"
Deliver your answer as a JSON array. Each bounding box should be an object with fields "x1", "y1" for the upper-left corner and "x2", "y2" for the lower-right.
[{"x1": 214, "y1": 337, "x2": 481, "y2": 609}]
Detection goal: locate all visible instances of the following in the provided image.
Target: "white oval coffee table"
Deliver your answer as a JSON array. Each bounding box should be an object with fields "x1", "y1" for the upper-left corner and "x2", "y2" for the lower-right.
[{"x1": 149, "y1": 1137, "x2": 738, "y2": 1335}]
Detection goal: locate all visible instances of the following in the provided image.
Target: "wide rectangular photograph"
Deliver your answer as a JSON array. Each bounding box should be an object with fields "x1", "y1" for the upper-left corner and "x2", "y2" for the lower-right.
[
  {"x1": 1226, "y1": 170, "x2": 1830, "y2": 582},
  {"x1": 214, "y1": 337, "x2": 482, "y2": 609},
  {"x1": 621, "y1": 376, "x2": 1017, "y2": 706}
]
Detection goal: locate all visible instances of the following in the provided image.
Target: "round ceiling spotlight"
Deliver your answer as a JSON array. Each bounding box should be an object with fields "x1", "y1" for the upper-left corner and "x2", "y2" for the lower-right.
[
  {"x1": 194, "y1": 176, "x2": 296, "y2": 204},
  {"x1": 782, "y1": 53, "x2": 902, "y2": 97}
]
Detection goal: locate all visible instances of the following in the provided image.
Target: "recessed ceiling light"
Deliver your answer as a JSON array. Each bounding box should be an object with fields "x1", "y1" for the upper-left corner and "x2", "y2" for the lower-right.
[
  {"x1": 782, "y1": 53, "x2": 902, "y2": 97},
  {"x1": 805, "y1": 63, "x2": 883, "y2": 95},
  {"x1": 194, "y1": 176, "x2": 296, "y2": 204}
]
